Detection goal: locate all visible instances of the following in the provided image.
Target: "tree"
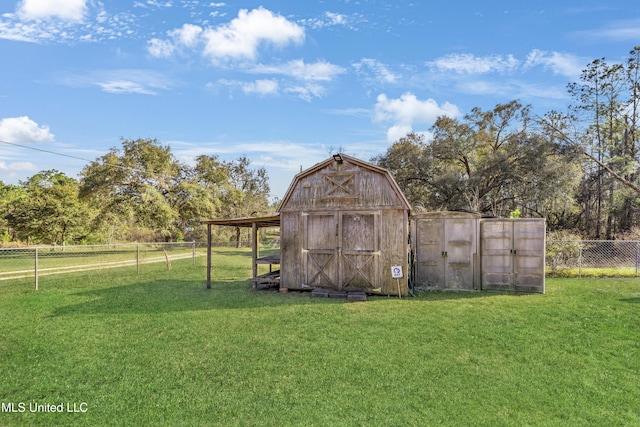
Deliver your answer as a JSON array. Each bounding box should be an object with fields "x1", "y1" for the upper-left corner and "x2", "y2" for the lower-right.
[
  {"x1": 218, "y1": 156, "x2": 271, "y2": 246},
  {"x1": 0, "y1": 181, "x2": 26, "y2": 243},
  {"x1": 80, "y1": 138, "x2": 183, "y2": 242},
  {"x1": 372, "y1": 132, "x2": 436, "y2": 208},
  {"x1": 6, "y1": 171, "x2": 90, "y2": 245},
  {"x1": 560, "y1": 46, "x2": 640, "y2": 237},
  {"x1": 375, "y1": 101, "x2": 580, "y2": 220},
  {"x1": 176, "y1": 154, "x2": 229, "y2": 242},
  {"x1": 80, "y1": 139, "x2": 273, "y2": 243}
]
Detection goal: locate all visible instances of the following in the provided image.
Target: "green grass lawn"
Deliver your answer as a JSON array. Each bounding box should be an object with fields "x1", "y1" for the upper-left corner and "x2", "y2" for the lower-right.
[{"x1": 1, "y1": 250, "x2": 638, "y2": 426}]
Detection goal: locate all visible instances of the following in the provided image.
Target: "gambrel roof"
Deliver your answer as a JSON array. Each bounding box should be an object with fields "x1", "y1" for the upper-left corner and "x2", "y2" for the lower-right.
[{"x1": 278, "y1": 154, "x2": 411, "y2": 212}]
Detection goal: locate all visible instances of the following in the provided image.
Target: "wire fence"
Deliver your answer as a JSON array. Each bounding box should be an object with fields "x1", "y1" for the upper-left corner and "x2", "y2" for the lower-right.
[
  {"x1": 546, "y1": 240, "x2": 640, "y2": 277},
  {"x1": 1, "y1": 239, "x2": 637, "y2": 288},
  {"x1": 0, "y1": 242, "x2": 202, "y2": 289}
]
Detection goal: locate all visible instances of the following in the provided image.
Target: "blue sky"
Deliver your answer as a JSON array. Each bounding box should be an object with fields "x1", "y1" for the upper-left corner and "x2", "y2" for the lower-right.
[{"x1": 1, "y1": 0, "x2": 639, "y2": 199}]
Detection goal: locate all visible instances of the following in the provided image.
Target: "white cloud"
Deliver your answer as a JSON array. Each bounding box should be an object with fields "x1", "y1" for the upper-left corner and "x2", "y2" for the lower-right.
[
  {"x1": 386, "y1": 124, "x2": 414, "y2": 143},
  {"x1": 17, "y1": 0, "x2": 88, "y2": 22},
  {"x1": 172, "y1": 23, "x2": 202, "y2": 47},
  {"x1": 211, "y1": 78, "x2": 279, "y2": 96},
  {"x1": 252, "y1": 59, "x2": 345, "y2": 81},
  {"x1": 201, "y1": 7, "x2": 304, "y2": 62},
  {"x1": 133, "y1": 1, "x2": 173, "y2": 9},
  {"x1": 0, "y1": 160, "x2": 38, "y2": 173},
  {"x1": 73, "y1": 69, "x2": 172, "y2": 95},
  {"x1": 0, "y1": 116, "x2": 55, "y2": 143},
  {"x1": 148, "y1": 8, "x2": 304, "y2": 63},
  {"x1": 247, "y1": 60, "x2": 344, "y2": 100},
  {"x1": 428, "y1": 53, "x2": 520, "y2": 74},
  {"x1": 524, "y1": 49, "x2": 586, "y2": 78},
  {"x1": 144, "y1": 8, "x2": 341, "y2": 100},
  {"x1": 427, "y1": 50, "x2": 587, "y2": 80},
  {"x1": 1, "y1": 2, "x2": 136, "y2": 44},
  {"x1": 242, "y1": 79, "x2": 279, "y2": 95},
  {"x1": 147, "y1": 37, "x2": 176, "y2": 58},
  {"x1": 352, "y1": 58, "x2": 398, "y2": 84},
  {"x1": 571, "y1": 19, "x2": 640, "y2": 42},
  {"x1": 285, "y1": 83, "x2": 326, "y2": 102},
  {"x1": 59, "y1": 69, "x2": 171, "y2": 95},
  {"x1": 304, "y1": 11, "x2": 348, "y2": 29},
  {"x1": 374, "y1": 93, "x2": 461, "y2": 142},
  {"x1": 97, "y1": 80, "x2": 158, "y2": 95},
  {"x1": 147, "y1": 23, "x2": 203, "y2": 57}
]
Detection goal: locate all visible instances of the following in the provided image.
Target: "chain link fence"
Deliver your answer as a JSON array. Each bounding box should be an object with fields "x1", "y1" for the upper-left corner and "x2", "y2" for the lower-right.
[{"x1": 546, "y1": 240, "x2": 640, "y2": 277}]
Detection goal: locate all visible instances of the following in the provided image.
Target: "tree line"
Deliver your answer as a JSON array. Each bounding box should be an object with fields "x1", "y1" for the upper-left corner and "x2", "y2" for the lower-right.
[
  {"x1": 374, "y1": 47, "x2": 640, "y2": 239},
  {"x1": 0, "y1": 139, "x2": 272, "y2": 245},
  {"x1": 1, "y1": 47, "x2": 639, "y2": 244}
]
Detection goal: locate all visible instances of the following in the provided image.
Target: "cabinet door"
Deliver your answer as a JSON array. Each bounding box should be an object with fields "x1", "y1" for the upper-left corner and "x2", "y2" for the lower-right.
[
  {"x1": 513, "y1": 220, "x2": 545, "y2": 293},
  {"x1": 415, "y1": 218, "x2": 446, "y2": 287},
  {"x1": 480, "y1": 220, "x2": 515, "y2": 290},
  {"x1": 444, "y1": 218, "x2": 476, "y2": 290}
]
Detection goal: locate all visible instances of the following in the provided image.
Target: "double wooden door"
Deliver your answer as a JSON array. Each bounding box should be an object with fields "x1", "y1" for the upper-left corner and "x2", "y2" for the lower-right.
[
  {"x1": 303, "y1": 211, "x2": 379, "y2": 291},
  {"x1": 480, "y1": 219, "x2": 546, "y2": 293},
  {"x1": 413, "y1": 216, "x2": 477, "y2": 290}
]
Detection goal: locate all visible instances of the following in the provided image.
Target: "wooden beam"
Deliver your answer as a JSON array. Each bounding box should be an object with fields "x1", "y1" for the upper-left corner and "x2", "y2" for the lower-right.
[
  {"x1": 206, "y1": 223, "x2": 212, "y2": 289},
  {"x1": 251, "y1": 222, "x2": 258, "y2": 282}
]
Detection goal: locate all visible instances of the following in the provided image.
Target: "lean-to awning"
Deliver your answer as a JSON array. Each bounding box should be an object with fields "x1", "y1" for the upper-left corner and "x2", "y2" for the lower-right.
[{"x1": 201, "y1": 214, "x2": 280, "y2": 289}]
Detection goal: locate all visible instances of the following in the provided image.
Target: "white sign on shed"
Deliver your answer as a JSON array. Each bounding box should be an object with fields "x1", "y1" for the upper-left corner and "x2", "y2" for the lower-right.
[{"x1": 391, "y1": 265, "x2": 403, "y2": 279}]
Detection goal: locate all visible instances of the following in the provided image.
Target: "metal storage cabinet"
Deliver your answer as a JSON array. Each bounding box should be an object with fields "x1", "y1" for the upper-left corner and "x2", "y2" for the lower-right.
[
  {"x1": 480, "y1": 218, "x2": 546, "y2": 293},
  {"x1": 411, "y1": 211, "x2": 480, "y2": 290}
]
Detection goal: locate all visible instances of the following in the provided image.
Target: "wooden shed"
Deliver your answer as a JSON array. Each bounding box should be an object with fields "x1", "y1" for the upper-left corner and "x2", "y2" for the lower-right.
[{"x1": 278, "y1": 154, "x2": 411, "y2": 296}]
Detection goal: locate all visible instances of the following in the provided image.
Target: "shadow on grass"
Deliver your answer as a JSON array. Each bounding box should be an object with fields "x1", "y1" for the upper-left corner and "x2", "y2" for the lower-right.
[
  {"x1": 620, "y1": 297, "x2": 640, "y2": 304},
  {"x1": 49, "y1": 271, "x2": 528, "y2": 317},
  {"x1": 50, "y1": 279, "x2": 346, "y2": 317}
]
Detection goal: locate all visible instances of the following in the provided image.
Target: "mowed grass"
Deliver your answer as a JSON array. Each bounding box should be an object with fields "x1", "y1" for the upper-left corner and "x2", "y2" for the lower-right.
[{"x1": 1, "y1": 249, "x2": 638, "y2": 426}]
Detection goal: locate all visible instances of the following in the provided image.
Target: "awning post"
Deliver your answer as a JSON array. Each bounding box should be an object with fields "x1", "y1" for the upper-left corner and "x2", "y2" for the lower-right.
[{"x1": 206, "y1": 223, "x2": 212, "y2": 289}]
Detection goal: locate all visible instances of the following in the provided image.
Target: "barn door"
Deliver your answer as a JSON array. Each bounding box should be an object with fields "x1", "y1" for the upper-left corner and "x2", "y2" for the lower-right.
[
  {"x1": 304, "y1": 213, "x2": 339, "y2": 288},
  {"x1": 340, "y1": 212, "x2": 379, "y2": 291},
  {"x1": 303, "y1": 211, "x2": 379, "y2": 291}
]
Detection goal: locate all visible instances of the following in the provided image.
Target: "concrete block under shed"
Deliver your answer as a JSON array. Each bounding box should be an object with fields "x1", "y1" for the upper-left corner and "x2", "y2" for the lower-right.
[
  {"x1": 311, "y1": 288, "x2": 330, "y2": 298},
  {"x1": 347, "y1": 292, "x2": 367, "y2": 302},
  {"x1": 328, "y1": 291, "x2": 348, "y2": 298}
]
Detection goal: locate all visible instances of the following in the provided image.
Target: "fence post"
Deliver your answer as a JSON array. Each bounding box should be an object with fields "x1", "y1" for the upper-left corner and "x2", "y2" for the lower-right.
[
  {"x1": 34, "y1": 247, "x2": 39, "y2": 291},
  {"x1": 578, "y1": 246, "x2": 582, "y2": 278},
  {"x1": 636, "y1": 242, "x2": 640, "y2": 276},
  {"x1": 192, "y1": 241, "x2": 196, "y2": 266},
  {"x1": 136, "y1": 243, "x2": 140, "y2": 275}
]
